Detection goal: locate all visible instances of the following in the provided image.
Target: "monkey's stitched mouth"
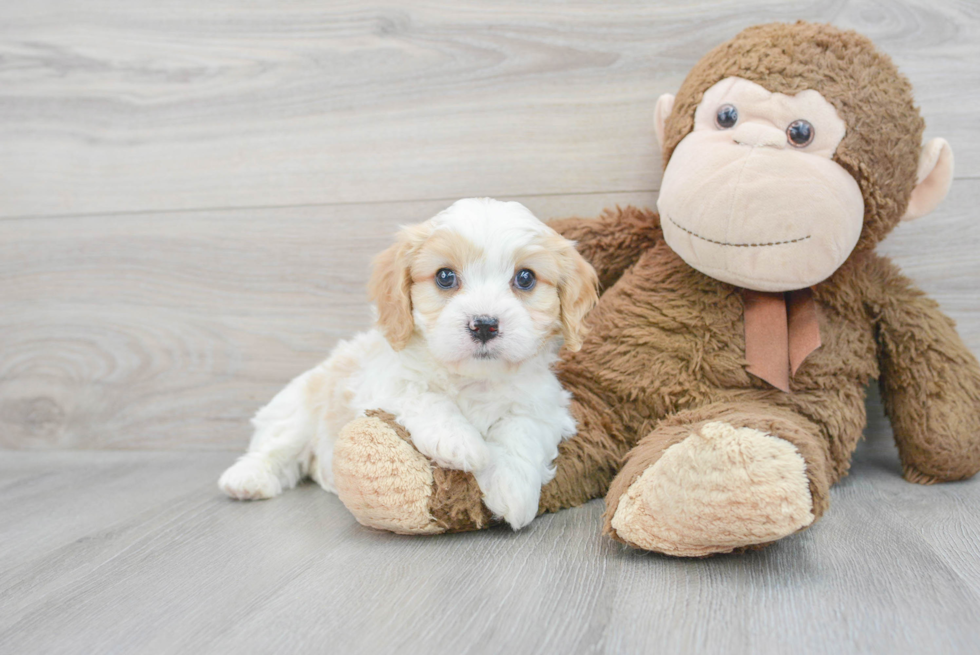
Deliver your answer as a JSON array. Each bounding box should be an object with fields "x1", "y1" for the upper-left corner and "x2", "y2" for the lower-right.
[{"x1": 665, "y1": 215, "x2": 811, "y2": 248}]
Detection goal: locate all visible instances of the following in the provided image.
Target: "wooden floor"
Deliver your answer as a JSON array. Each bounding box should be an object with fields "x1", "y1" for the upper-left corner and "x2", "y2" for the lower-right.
[
  {"x1": 3, "y1": 399, "x2": 980, "y2": 654},
  {"x1": 3, "y1": 1, "x2": 980, "y2": 653}
]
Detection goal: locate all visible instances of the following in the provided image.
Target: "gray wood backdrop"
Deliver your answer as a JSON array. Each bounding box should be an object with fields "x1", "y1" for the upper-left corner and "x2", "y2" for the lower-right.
[{"x1": 2, "y1": 0, "x2": 979, "y2": 450}]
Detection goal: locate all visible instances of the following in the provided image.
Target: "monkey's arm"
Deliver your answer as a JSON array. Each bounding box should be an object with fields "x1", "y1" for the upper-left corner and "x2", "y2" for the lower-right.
[
  {"x1": 548, "y1": 206, "x2": 662, "y2": 291},
  {"x1": 870, "y1": 257, "x2": 980, "y2": 483}
]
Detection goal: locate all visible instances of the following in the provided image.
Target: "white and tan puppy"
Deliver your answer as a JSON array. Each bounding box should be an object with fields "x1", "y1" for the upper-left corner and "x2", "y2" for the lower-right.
[{"x1": 218, "y1": 198, "x2": 598, "y2": 529}]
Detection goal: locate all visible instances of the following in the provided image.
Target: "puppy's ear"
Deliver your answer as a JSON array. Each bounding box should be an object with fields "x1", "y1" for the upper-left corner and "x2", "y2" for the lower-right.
[
  {"x1": 368, "y1": 222, "x2": 431, "y2": 350},
  {"x1": 557, "y1": 239, "x2": 599, "y2": 352}
]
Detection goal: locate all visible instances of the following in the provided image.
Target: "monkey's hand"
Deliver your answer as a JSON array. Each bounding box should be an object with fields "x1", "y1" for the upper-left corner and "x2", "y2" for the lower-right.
[
  {"x1": 872, "y1": 260, "x2": 980, "y2": 483},
  {"x1": 548, "y1": 206, "x2": 662, "y2": 292}
]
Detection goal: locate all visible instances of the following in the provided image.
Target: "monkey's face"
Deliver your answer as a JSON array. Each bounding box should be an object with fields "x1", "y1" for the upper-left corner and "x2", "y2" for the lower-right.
[{"x1": 657, "y1": 77, "x2": 865, "y2": 292}]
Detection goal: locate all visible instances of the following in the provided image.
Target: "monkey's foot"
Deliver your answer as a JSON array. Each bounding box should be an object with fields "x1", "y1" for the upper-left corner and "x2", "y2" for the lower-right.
[
  {"x1": 608, "y1": 421, "x2": 815, "y2": 557},
  {"x1": 333, "y1": 410, "x2": 492, "y2": 535}
]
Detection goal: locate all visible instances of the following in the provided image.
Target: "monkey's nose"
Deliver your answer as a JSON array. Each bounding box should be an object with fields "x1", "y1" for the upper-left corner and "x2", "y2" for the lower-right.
[
  {"x1": 732, "y1": 123, "x2": 787, "y2": 149},
  {"x1": 468, "y1": 316, "x2": 499, "y2": 344}
]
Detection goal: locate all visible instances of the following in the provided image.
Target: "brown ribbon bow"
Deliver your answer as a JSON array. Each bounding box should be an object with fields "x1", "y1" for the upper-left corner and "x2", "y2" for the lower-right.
[{"x1": 743, "y1": 288, "x2": 822, "y2": 393}]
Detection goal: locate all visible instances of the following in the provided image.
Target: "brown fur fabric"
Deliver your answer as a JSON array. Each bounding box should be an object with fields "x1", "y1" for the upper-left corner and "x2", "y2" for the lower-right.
[
  {"x1": 429, "y1": 469, "x2": 495, "y2": 533},
  {"x1": 549, "y1": 207, "x2": 663, "y2": 292},
  {"x1": 865, "y1": 257, "x2": 980, "y2": 482},
  {"x1": 351, "y1": 23, "x2": 980, "y2": 554}
]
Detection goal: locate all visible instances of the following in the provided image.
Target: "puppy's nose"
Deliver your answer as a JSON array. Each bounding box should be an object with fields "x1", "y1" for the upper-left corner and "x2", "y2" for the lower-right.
[{"x1": 468, "y1": 316, "x2": 499, "y2": 344}]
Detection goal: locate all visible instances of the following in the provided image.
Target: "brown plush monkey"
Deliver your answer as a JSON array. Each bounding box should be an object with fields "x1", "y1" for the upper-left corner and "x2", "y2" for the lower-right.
[{"x1": 331, "y1": 22, "x2": 980, "y2": 555}]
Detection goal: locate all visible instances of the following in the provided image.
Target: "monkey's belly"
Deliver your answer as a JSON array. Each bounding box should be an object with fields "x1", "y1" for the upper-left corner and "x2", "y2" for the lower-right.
[{"x1": 559, "y1": 244, "x2": 879, "y2": 421}]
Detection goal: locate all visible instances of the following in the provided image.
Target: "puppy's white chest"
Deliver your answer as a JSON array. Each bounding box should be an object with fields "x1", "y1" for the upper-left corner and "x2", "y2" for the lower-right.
[{"x1": 451, "y1": 380, "x2": 516, "y2": 435}]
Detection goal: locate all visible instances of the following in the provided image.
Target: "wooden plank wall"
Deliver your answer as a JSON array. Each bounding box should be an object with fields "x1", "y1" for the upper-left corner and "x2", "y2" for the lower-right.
[{"x1": 2, "y1": 0, "x2": 978, "y2": 449}]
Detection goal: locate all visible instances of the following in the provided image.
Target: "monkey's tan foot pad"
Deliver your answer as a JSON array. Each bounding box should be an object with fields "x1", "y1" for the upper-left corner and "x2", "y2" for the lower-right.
[
  {"x1": 609, "y1": 421, "x2": 815, "y2": 557},
  {"x1": 333, "y1": 410, "x2": 493, "y2": 535}
]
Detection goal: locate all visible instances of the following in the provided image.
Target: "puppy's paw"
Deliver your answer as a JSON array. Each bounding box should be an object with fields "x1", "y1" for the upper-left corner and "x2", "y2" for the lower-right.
[
  {"x1": 477, "y1": 464, "x2": 541, "y2": 530},
  {"x1": 417, "y1": 424, "x2": 490, "y2": 473},
  {"x1": 218, "y1": 457, "x2": 282, "y2": 500}
]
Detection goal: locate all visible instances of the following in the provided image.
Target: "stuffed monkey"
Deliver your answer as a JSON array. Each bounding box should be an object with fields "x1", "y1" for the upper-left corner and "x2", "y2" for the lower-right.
[{"x1": 331, "y1": 22, "x2": 980, "y2": 556}]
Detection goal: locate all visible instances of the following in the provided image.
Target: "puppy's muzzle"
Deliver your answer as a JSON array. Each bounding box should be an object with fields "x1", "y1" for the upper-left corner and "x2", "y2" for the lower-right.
[{"x1": 468, "y1": 316, "x2": 499, "y2": 344}]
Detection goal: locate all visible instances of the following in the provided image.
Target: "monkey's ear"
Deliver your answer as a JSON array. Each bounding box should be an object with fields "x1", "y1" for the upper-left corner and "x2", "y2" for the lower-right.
[
  {"x1": 902, "y1": 138, "x2": 954, "y2": 221},
  {"x1": 654, "y1": 93, "x2": 676, "y2": 150}
]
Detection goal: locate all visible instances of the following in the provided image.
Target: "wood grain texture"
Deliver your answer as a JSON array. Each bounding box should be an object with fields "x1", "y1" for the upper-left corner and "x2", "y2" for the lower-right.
[
  {"x1": 0, "y1": 0, "x2": 978, "y2": 218},
  {"x1": 1, "y1": 421, "x2": 978, "y2": 655},
  {"x1": 2, "y1": 181, "x2": 978, "y2": 450},
  {"x1": 0, "y1": 191, "x2": 654, "y2": 449}
]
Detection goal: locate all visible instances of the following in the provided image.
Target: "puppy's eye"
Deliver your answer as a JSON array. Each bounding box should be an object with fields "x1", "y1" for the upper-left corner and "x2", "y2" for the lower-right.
[
  {"x1": 787, "y1": 119, "x2": 814, "y2": 147},
  {"x1": 513, "y1": 269, "x2": 536, "y2": 291},
  {"x1": 435, "y1": 268, "x2": 458, "y2": 290},
  {"x1": 715, "y1": 104, "x2": 738, "y2": 129}
]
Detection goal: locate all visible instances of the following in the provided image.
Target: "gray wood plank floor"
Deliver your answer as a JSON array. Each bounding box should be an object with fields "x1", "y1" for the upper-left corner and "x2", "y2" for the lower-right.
[
  {"x1": 3, "y1": 1, "x2": 980, "y2": 653},
  {"x1": 2, "y1": 400, "x2": 979, "y2": 655}
]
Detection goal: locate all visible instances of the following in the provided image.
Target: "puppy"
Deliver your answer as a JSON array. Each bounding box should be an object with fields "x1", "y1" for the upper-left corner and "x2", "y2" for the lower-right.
[{"x1": 218, "y1": 198, "x2": 598, "y2": 529}]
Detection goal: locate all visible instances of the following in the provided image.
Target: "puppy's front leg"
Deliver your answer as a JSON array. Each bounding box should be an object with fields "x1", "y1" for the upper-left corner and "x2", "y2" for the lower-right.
[
  {"x1": 475, "y1": 416, "x2": 561, "y2": 530},
  {"x1": 398, "y1": 393, "x2": 489, "y2": 473}
]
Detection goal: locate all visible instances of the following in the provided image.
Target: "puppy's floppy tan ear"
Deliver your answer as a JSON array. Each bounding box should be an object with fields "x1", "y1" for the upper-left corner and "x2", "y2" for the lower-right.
[
  {"x1": 368, "y1": 222, "x2": 431, "y2": 350},
  {"x1": 557, "y1": 239, "x2": 599, "y2": 352}
]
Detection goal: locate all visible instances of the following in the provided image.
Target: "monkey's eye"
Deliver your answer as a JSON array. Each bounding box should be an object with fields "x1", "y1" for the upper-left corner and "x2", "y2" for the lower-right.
[
  {"x1": 513, "y1": 269, "x2": 536, "y2": 291},
  {"x1": 435, "y1": 268, "x2": 458, "y2": 290},
  {"x1": 715, "y1": 104, "x2": 738, "y2": 129},
  {"x1": 787, "y1": 119, "x2": 814, "y2": 147}
]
